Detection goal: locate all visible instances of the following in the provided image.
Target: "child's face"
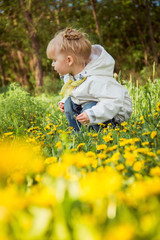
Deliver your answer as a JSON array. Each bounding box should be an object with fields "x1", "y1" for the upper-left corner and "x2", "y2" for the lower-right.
[{"x1": 51, "y1": 48, "x2": 71, "y2": 76}]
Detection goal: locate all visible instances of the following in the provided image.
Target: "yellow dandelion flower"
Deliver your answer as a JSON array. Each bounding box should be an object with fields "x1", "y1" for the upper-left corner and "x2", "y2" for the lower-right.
[
  {"x1": 4, "y1": 132, "x2": 13, "y2": 136},
  {"x1": 97, "y1": 144, "x2": 107, "y2": 150},
  {"x1": 55, "y1": 141, "x2": 62, "y2": 149},
  {"x1": 92, "y1": 133, "x2": 98, "y2": 137},
  {"x1": 128, "y1": 177, "x2": 160, "y2": 200},
  {"x1": 57, "y1": 129, "x2": 63, "y2": 133},
  {"x1": 104, "y1": 223, "x2": 135, "y2": 240},
  {"x1": 29, "y1": 186, "x2": 56, "y2": 207},
  {"x1": 110, "y1": 152, "x2": 120, "y2": 162},
  {"x1": 133, "y1": 161, "x2": 143, "y2": 171},
  {"x1": 135, "y1": 173, "x2": 143, "y2": 180},
  {"x1": 44, "y1": 157, "x2": 57, "y2": 164},
  {"x1": 136, "y1": 148, "x2": 156, "y2": 157},
  {"x1": 0, "y1": 140, "x2": 44, "y2": 180},
  {"x1": 119, "y1": 138, "x2": 140, "y2": 146},
  {"x1": 97, "y1": 152, "x2": 107, "y2": 159},
  {"x1": 124, "y1": 151, "x2": 137, "y2": 166},
  {"x1": 154, "y1": 112, "x2": 158, "y2": 117},
  {"x1": 76, "y1": 143, "x2": 85, "y2": 150},
  {"x1": 150, "y1": 166, "x2": 160, "y2": 176},
  {"x1": 87, "y1": 132, "x2": 92, "y2": 136},
  {"x1": 140, "y1": 116, "x2": 144, "y2": 121},
  {"x1": 80, "y1": 167, "x2": 122, "y2": 201},
  {"x1": 156, "y1": 102, "x2": 160, "y2": 111},
  {"x1": 142, "y1": 131, "x2": 151, "y2": 136},
  {"x1": 85, "y1": 151, "x2": 96, "y2": 158},
  {"x1": 150, "y1": 131, "x2": 157, "y2": 139},
  {"x1": 0, "y1": 186, "x2": 27, "y2": 220},
  {"x1": 47, "y1": 131, "x2": 54, "y2": 135},
  {"x1": 121, "y1": 121, "x2": 127, "y2": 127},
  {"x1": 98, "y1": 122, "x2": 106, "y2": 127},
  {"x1": 142, "y1": 142, "x2": 149, "y2": 146},
  {"x1": 105, "y1": 145, "x2": 118, "y2": 153},
  {"x1": 116, "y1": 164, "x2": 125, "y2": 171},
  {"x1": 103, "y1": 132, "x2": 113, "y2": 142}
]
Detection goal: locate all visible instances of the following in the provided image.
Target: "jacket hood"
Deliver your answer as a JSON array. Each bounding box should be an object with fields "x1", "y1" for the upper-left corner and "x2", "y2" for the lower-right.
[
  {"x1": 63, "y1": 45, "x2": 115, "y2": 82},
  {"x1": 84, "y1": 45, "x2": 115, "y2": 77}
]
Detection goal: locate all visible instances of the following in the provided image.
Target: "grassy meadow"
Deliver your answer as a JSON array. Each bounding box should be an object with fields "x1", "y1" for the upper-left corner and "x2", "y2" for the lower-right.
[{"x1": 0, "y1": 76, "x2": 160, "y2": 240}]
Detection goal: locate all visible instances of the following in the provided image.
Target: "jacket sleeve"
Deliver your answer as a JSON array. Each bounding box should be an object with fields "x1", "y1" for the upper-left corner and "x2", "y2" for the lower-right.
[{"x1": 85, "y1": 78, "x2": 124, "y2": 125}]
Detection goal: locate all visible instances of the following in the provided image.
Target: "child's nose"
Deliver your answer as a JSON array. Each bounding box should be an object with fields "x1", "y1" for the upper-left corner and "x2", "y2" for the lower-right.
[{"x1": 51, "y1": 62, "x2": 55, "y2": 67}]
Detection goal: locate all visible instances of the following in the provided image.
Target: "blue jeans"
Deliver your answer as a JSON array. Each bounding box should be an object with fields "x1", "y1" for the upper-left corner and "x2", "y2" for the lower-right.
[{"x1": 64, "y1": 97, "x2": 115, "y2": 131}]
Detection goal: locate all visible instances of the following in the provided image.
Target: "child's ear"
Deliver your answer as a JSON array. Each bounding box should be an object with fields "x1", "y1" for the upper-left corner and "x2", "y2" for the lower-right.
[{"x1": 67, "y1": 56, "x2": 74, "y2": 66}]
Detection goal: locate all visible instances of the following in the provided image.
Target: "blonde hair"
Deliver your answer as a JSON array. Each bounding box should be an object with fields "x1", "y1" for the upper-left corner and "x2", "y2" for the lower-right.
[{"x1": 46, "y1": 27, "x2": 91, "y2": 65}]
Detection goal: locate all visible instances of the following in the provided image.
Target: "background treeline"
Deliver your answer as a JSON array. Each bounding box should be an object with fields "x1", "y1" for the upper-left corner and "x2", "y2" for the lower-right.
[{"x1": 0, "y1": 0, "x2": 160, "y2": 93}]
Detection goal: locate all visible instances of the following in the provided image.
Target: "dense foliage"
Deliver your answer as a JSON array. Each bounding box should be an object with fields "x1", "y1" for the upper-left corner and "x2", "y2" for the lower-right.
[
  {"x1": 0, "y1": 77, "x2": 159, "y2": 239},
  {"x1": 0, "y1": 0, "x2": 160, "y2": 91}
]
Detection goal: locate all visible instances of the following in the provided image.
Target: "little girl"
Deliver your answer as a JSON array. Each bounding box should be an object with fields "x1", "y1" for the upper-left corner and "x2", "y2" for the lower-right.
[{"x1": 46, "y1": 27, "x2": 132, "y2": 131}]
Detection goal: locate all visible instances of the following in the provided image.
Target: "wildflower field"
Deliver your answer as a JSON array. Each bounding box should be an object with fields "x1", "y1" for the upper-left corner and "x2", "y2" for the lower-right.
[{"x1": 0, "y1": 77, "x2": 160, "y2": 240}]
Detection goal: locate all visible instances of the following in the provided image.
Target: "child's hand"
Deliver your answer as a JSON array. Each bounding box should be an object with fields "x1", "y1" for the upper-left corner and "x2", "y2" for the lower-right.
[
  {"x1": 76, "y1": 111, "x2": 90, "y2": 125},
  {"x1": 58, "y1": 102, "x2": 64, "y2": 112}
]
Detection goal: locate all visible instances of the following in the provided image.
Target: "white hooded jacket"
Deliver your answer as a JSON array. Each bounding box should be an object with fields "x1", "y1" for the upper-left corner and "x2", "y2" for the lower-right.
[{"x1": 61, "y1": 45, "x2": 132, "y2": 125}]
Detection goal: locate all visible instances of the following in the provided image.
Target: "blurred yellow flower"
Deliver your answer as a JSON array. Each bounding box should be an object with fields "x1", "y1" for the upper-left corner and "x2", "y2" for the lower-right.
[
  {"x1": 104, "y1": 223, "x2": 135, "y2": 240},
  {"x1": 44, "y1": 157, "x2": 57, "y2": 164},
  {"x1": 85, "y1": 151, "x2": 96, "y2": 158},
  {"x1": 128, "y1": 177, "x2": 160, "y2": 201},
  {"x1": 121, "y1": 121, "x2": 127, "y2": 126},
  {"x1": 29, "y1": 186, "x2": 56, "y2": 207},
  {"x1": 4, "y1": 132, "x2": 13, "y2": 137},
  {"x1": 142, "y1": 142, "x2": 149, "y2": 146},
  {"x1": 92, "y1": 133, "x2": 98, "y2": 137},
  {"x1": 97, "y1": 152, "x2": 106, "y2": 159},
  {"x1": 124, "y1": 151, "x2": 136, "y2": 166},
  {"x1": 105, "y1": 145, "x2": 118, "y2": 153},
  {"x1": 156, "y1": 102, "x2": 160, "y2": 111},
  {"x1": 80, "y1": 167, "x2": 122, "y2": 201},
  {"x1": 103, "y1": 133, "x2": 113, "y2": 142},
  {"x1": 133, "y1": 161, "x2": 143, "y2": 172},
  {"x1": 154, "y1": 112, "x2": 158, "y2": 117},
  {"x1": 150, "y1": 131, "x2": 157, "y2": 139},
  {"x1": 142, "y1": 131, "x2": 151, "y2": 136},
  {"x1": 150, "y1": 166, "x2": 160, "y2": 176},
  {"x1": 55, "y1": 141, "x2": 62, "y2": 149},
  {"x1": 97, "y1": 144, "x2": 107, "y2": 150},
  {"x1": 0, "y1": 140, "x2": 44, "y2": 180},
  {"x1": 119, "y1": 138, "x2": 140, "y2": 146},
  {"x1": 116, "y1": 164, "x2": 125, "y2": 171},
  {"x1": 110, "y1": 152, "x2": 120, "y2": 162},
  {"x1": 47, "y1": 131, "x2": 54, "y2": 135},
  {"x1": 0, "y1": 186, "x2": 27, "y2": 221},
  {"x1": 76, "y1": 143, "x2": 85, "y2": 150}
]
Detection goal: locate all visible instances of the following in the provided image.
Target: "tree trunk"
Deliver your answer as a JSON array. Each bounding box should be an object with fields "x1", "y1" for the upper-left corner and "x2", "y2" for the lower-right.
[
  {"x1": 20, "y1": 0, "x2": 43, "y2": 87},
  {"x1": 0, "y1": 56, "x2": 7, "y2": 87},
  {"x1": 134, "y1": 11, "x2": 149, "y2": 65},
  {"x1": 146, "y1": 0, "x2": 158, "y2": 65},
  {"x1": 90, "y1": 0, "x2": 102, "y2": 43},
  {"x1": 17, "y1": 50, "x2": 29, "y2": 86}
]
